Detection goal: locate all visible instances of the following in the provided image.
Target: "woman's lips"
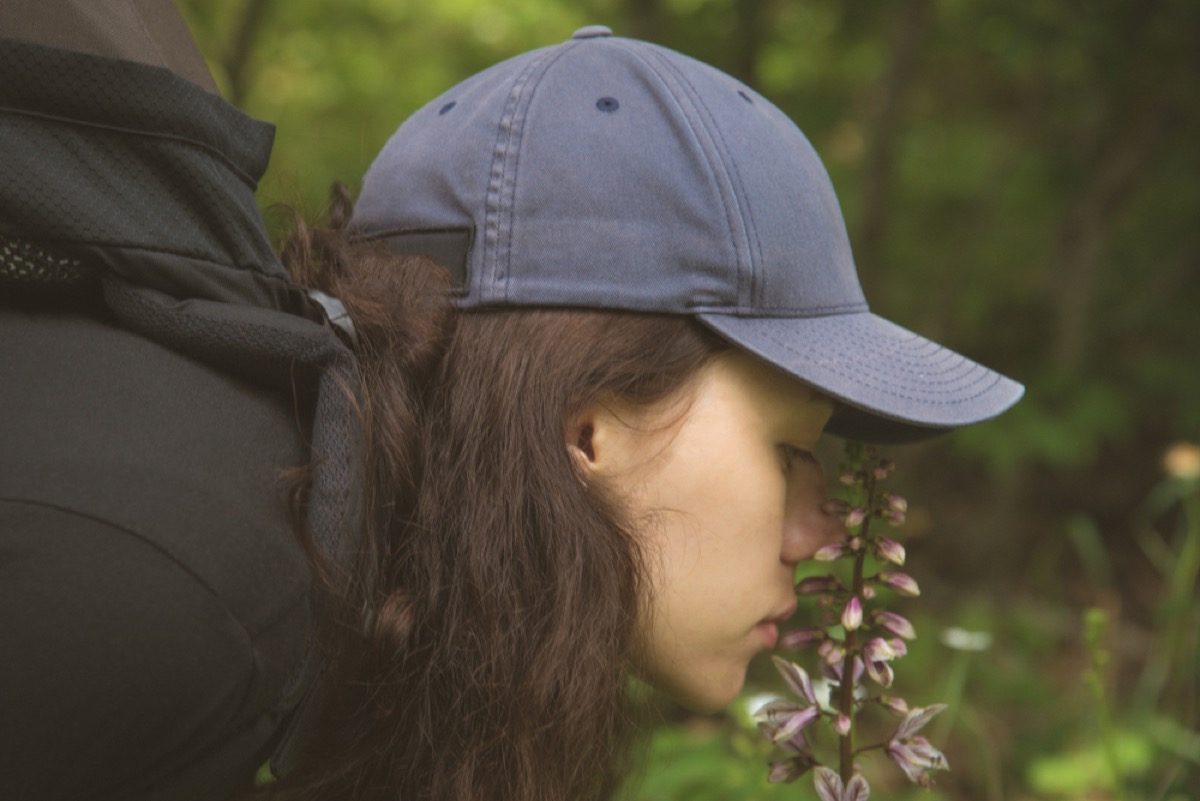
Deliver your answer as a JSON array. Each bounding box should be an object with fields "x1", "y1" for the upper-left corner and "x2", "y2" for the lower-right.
[
  {"x1": 757, "y1": 621, "x2": 780, "y2": 648},
  {"x1": 756, "y1": 602, "x2": 797, "y2": 649}
]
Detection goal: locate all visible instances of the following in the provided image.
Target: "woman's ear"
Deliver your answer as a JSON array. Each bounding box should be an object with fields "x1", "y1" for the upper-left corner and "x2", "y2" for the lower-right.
[
  {"x1": 566, "y1": 406, "x2": 598, "y2": 477},
  {"x1": 568, "y1": 395, "x2": 668, "y2": 481},
  {"x1": 566, "y1": 399, "x2": 632, "y2": 478}
]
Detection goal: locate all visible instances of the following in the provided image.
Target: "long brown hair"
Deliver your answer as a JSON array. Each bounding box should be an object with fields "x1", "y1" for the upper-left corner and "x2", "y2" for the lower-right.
[{"x1": 272, "y1": 187, "x2": 726, "y2": 801}]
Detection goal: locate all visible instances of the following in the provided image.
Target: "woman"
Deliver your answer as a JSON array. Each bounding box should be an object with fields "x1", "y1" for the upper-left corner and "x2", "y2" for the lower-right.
[
  {"x1": 266, "y1": 25, "x2": 1023, "y2": 801},
  {"x1": 0, "y1": 7, "x2": 1020, "y2": 799}
]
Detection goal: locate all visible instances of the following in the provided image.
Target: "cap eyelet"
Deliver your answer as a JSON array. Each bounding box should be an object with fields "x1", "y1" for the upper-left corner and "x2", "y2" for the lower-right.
[
  {"x1": 596, "y1": 96, "x2": 619, "y2": 113},
  {"x1": 439, "y1": 101, "x2": 457, "y2": 115},
  {"x1": 737, "y1": 90, "x2": 754, "y2": 104}
]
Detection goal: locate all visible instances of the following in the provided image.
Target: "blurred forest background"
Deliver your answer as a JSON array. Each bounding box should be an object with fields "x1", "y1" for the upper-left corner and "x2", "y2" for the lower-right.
[{"x1": 180, "y1": 0, "x2": 1198, "y2": 798}]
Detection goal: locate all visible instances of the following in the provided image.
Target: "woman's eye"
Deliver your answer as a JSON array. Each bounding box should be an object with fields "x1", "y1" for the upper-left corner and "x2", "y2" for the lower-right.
[{"x1": 780, "y1": 444, "x2": 816, "y2": 473}]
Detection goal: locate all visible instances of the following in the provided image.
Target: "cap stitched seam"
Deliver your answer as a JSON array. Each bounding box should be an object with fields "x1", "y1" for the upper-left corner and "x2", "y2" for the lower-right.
[
  {"x1": 487, "y1": 43, "x2": 575, "y2": 303},
  {"x1": 751, "y1": 324, "x2": 1002, "y2": 403},
  {"x1": 646, "y1": 45, "x2": 764, "y2": 311},
  {"x1": 614, "y1": 39, "x2": 745, "y2": 307}
]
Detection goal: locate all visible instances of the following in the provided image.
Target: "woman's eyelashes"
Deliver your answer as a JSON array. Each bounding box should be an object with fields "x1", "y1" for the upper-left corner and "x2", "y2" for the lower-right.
[{"x1": 779, "y1": 444, "x2": 817, "y2": 474}]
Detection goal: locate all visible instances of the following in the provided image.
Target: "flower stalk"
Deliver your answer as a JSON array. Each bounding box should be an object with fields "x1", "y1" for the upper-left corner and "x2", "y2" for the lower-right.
[{"x1": 758, "y1": 442, "x2": 950, "y2": 796}]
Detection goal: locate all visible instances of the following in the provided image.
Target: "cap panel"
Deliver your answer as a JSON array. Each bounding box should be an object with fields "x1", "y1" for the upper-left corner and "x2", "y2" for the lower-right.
[
  {"x1": 498, "y1": 38, "x2": 746, "y2": 311},
  {"x1": 353, "y1": 47, "x2": 556, "y2": 301},
  {"x1": 644, "y1": 44, "x2": 866, "y2": 316}
]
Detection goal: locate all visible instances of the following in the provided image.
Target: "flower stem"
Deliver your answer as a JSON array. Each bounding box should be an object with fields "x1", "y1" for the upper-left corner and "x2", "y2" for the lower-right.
[{"x1": 838, "y1": 469, "x2": 875, "y2": 782}]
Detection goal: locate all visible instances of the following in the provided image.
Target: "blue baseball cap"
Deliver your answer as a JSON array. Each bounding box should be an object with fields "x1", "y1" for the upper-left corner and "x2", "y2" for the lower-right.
[{"x1": 353, "y1": 25, "x2": 1023, "y2": 442}]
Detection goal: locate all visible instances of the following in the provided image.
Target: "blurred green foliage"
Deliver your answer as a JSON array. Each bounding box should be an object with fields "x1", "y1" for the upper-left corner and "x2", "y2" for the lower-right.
[{"x1": 179, "y1": 0, "x2": 1200, "y2": 797}]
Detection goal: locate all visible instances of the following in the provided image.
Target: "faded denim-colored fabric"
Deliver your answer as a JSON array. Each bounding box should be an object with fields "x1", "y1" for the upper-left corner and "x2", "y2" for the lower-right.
[{"x1": 353, "y1": 25, "x2": 1023, "y2": 442}]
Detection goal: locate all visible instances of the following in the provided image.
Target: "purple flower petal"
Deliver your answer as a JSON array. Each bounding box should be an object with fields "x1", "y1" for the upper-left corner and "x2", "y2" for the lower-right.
[
  {"x1": 874, "y1": 538, "x2": 906, "y2": 566},
  {"x1": 893, "y1": 704, "x2": 948, "y2": 740},
  {"x1": 877, "y1": 571, "x2": 921, "y2": 597},
  {"x1": 813, "y1": 766, "x2": 844, "y2": 801},
  {"x1": 781, "y1": 626, "x2": 826, "y2": 650},
  {"x1": 814, "y1": 543, "x2": 849, "y2": 562},
  {"x1": 796, "y1": 575, "x2": 841, "y2": 595},
  {"x1": 844, "y1": 774, "x2": 871, "y2": 801},
  {"x1": 863, "y1": 637, "x2": 896, "y2": 663},
  {"x1": 841, "y1": 597, "x2": 863, "y2": 631},
  {"x1": 874, "y1": 611, "x2": 916, "y2": 640},
  {"x1": 771, "y1": 656, "x2": 819, "y2": 705}
]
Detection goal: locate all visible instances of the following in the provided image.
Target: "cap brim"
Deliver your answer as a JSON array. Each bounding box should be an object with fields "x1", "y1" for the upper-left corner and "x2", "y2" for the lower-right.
[{"x1": 696, "y1": 311, "x2": 1024, "y2": 443}]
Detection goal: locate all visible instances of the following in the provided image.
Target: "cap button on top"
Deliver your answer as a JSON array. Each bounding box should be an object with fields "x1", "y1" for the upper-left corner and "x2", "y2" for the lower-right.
[{"x1": 572, "y1": 25, "x2": 613, "y2": 39}]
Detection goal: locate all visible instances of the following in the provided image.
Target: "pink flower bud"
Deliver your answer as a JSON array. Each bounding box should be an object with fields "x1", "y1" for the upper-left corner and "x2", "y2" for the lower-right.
[
  {"x1": 875, "y1": 537, "x2": 906, "y2": 566},
  {"x1": 780, "y1": 626, "x2": 826, "y2": 650},
  {"x1": 877, "y1": 571, "x2": 921, "y2": 597},
  {"x1": 833, "y1": 714, "x2": 852, "y2": 736},
  {"x1": 768, "y1": 751, "x2": 817, "y2": 782},
  {"x1": 863, "y1": 637, "x2": 896, "y2": 662},
  {"x1": 874, "y1": 611, "x2": 917, "y2": 640},
  {"x1": 838, "y1": 471, "x2": 858, "y2": 486},
  {"x1": 841, "y1": 596, "x2": 863, "y2": 631},
  {"x1": 771, "y1": 656, "x2": 819, "y2": 705},
  {"x1": 795, "y1": 575, "x2": 841, "y2": 595},
  {"x1": 865, "y1": 657, "x2": 895, "y2": 687},
  {"x1": 768, "y1": 757, "x2": 813, "y2": 783},
  {"x1": 821, "y1": 498, "x2": 850, "y2": 516},
  {"x1": 820, "y1": 640, "x2": 846, "y2": 666},
  {"x1": 861, "y1": 585, "x2": 877, "y2": 600},
  {"x1": 845, "y1": 507, "x2": 867, "y2": 528},
  {"x1": 881, "y1": 694, "x2": 909, "y2": 716},
  {"x1": 889, "y1": 638, "x2": 909, "y2": 658},
  {"x1": 885, "y1": 509, "x2": 907, "y2": 526},
  {"x1": 885, "y1": 493, "x2": 908, "y2": 513},
  {"x1": 813, "y1": 543, "x2": 848, "y2": 562},
  {"x1": 848, "y1": 536, "x2": 864, "y2": 551}
]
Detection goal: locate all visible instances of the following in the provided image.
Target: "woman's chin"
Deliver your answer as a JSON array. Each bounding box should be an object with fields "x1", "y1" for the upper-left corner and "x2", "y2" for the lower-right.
[{"x1": 651, "y1": 667, "x2": 748, "y2": 714}]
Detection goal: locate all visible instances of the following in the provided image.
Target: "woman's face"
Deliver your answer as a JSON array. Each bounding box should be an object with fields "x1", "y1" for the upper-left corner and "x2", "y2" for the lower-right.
[{"x1": 579, "y1": 351, "x2": 843, "y2": 711}]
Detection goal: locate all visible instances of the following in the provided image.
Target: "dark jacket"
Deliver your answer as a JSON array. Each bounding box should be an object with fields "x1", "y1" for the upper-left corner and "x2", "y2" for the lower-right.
[{"x1": 0, "y1": 36, "x2": 358, "y2": 801}]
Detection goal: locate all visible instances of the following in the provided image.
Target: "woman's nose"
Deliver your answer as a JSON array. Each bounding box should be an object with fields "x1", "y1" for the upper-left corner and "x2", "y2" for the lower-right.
[{"x1": 780, "y1": 458, "x2": 845, "y2": 566}]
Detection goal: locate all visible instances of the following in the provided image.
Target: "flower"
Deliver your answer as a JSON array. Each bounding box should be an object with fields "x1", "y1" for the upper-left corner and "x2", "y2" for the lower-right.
[
  {"x1": 876, "y1": 571, "x2": 921, "y2": 597},
  {"x1": 841, "y1": 597, "x2": 863, "y2": 631},
  {"x1": 887, "y1": 705, "x2": 950, "y2": 786},
  {"x1": 768, "y1": 751, "x2": 818, "y2": 783},
  {"x1": 1163, "y1": 442, "x2": 1200, "y2": 480},
  {"x1": 756, "y1": 700, "x2": 820, "y2": 743},
  {"x1": 771, "y1": 656, "x2": 819, "y2": 706},
  {"x1": 814, "y1": 543, "x2": 849, "y2": 562},
  {"x1": 940, "y1": 627, "x2": 992, "y2": 652},
  {"x1": 873, "y1": 611, "x2": 916, "y2": 640},
  {"x1": 781, "y1": 626, "x2": 826, "y2": 649},
  {"x1": 813, "y1": 766, "x2": 871, "y2": 801},
  {"x1": 874, "y1": 537, "x2": 906, "y2": 565},
  {"x1": 863, "y1": 637, "x2": 897, "y2": 687},
  {"x1": 796, "y1": 575, "x2": 842, "y2": 595},
  {"x1": 822, "y1": 498, "x2": 851, "y2": 516},
  {"x1": 844, "y1": 507, "x2": 867, "y2": 528}
]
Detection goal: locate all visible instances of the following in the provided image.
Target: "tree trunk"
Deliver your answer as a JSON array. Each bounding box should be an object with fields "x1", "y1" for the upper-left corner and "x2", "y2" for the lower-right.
[{"x1": 855, "y1": 0, "x2": 931, "y2": 282}]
